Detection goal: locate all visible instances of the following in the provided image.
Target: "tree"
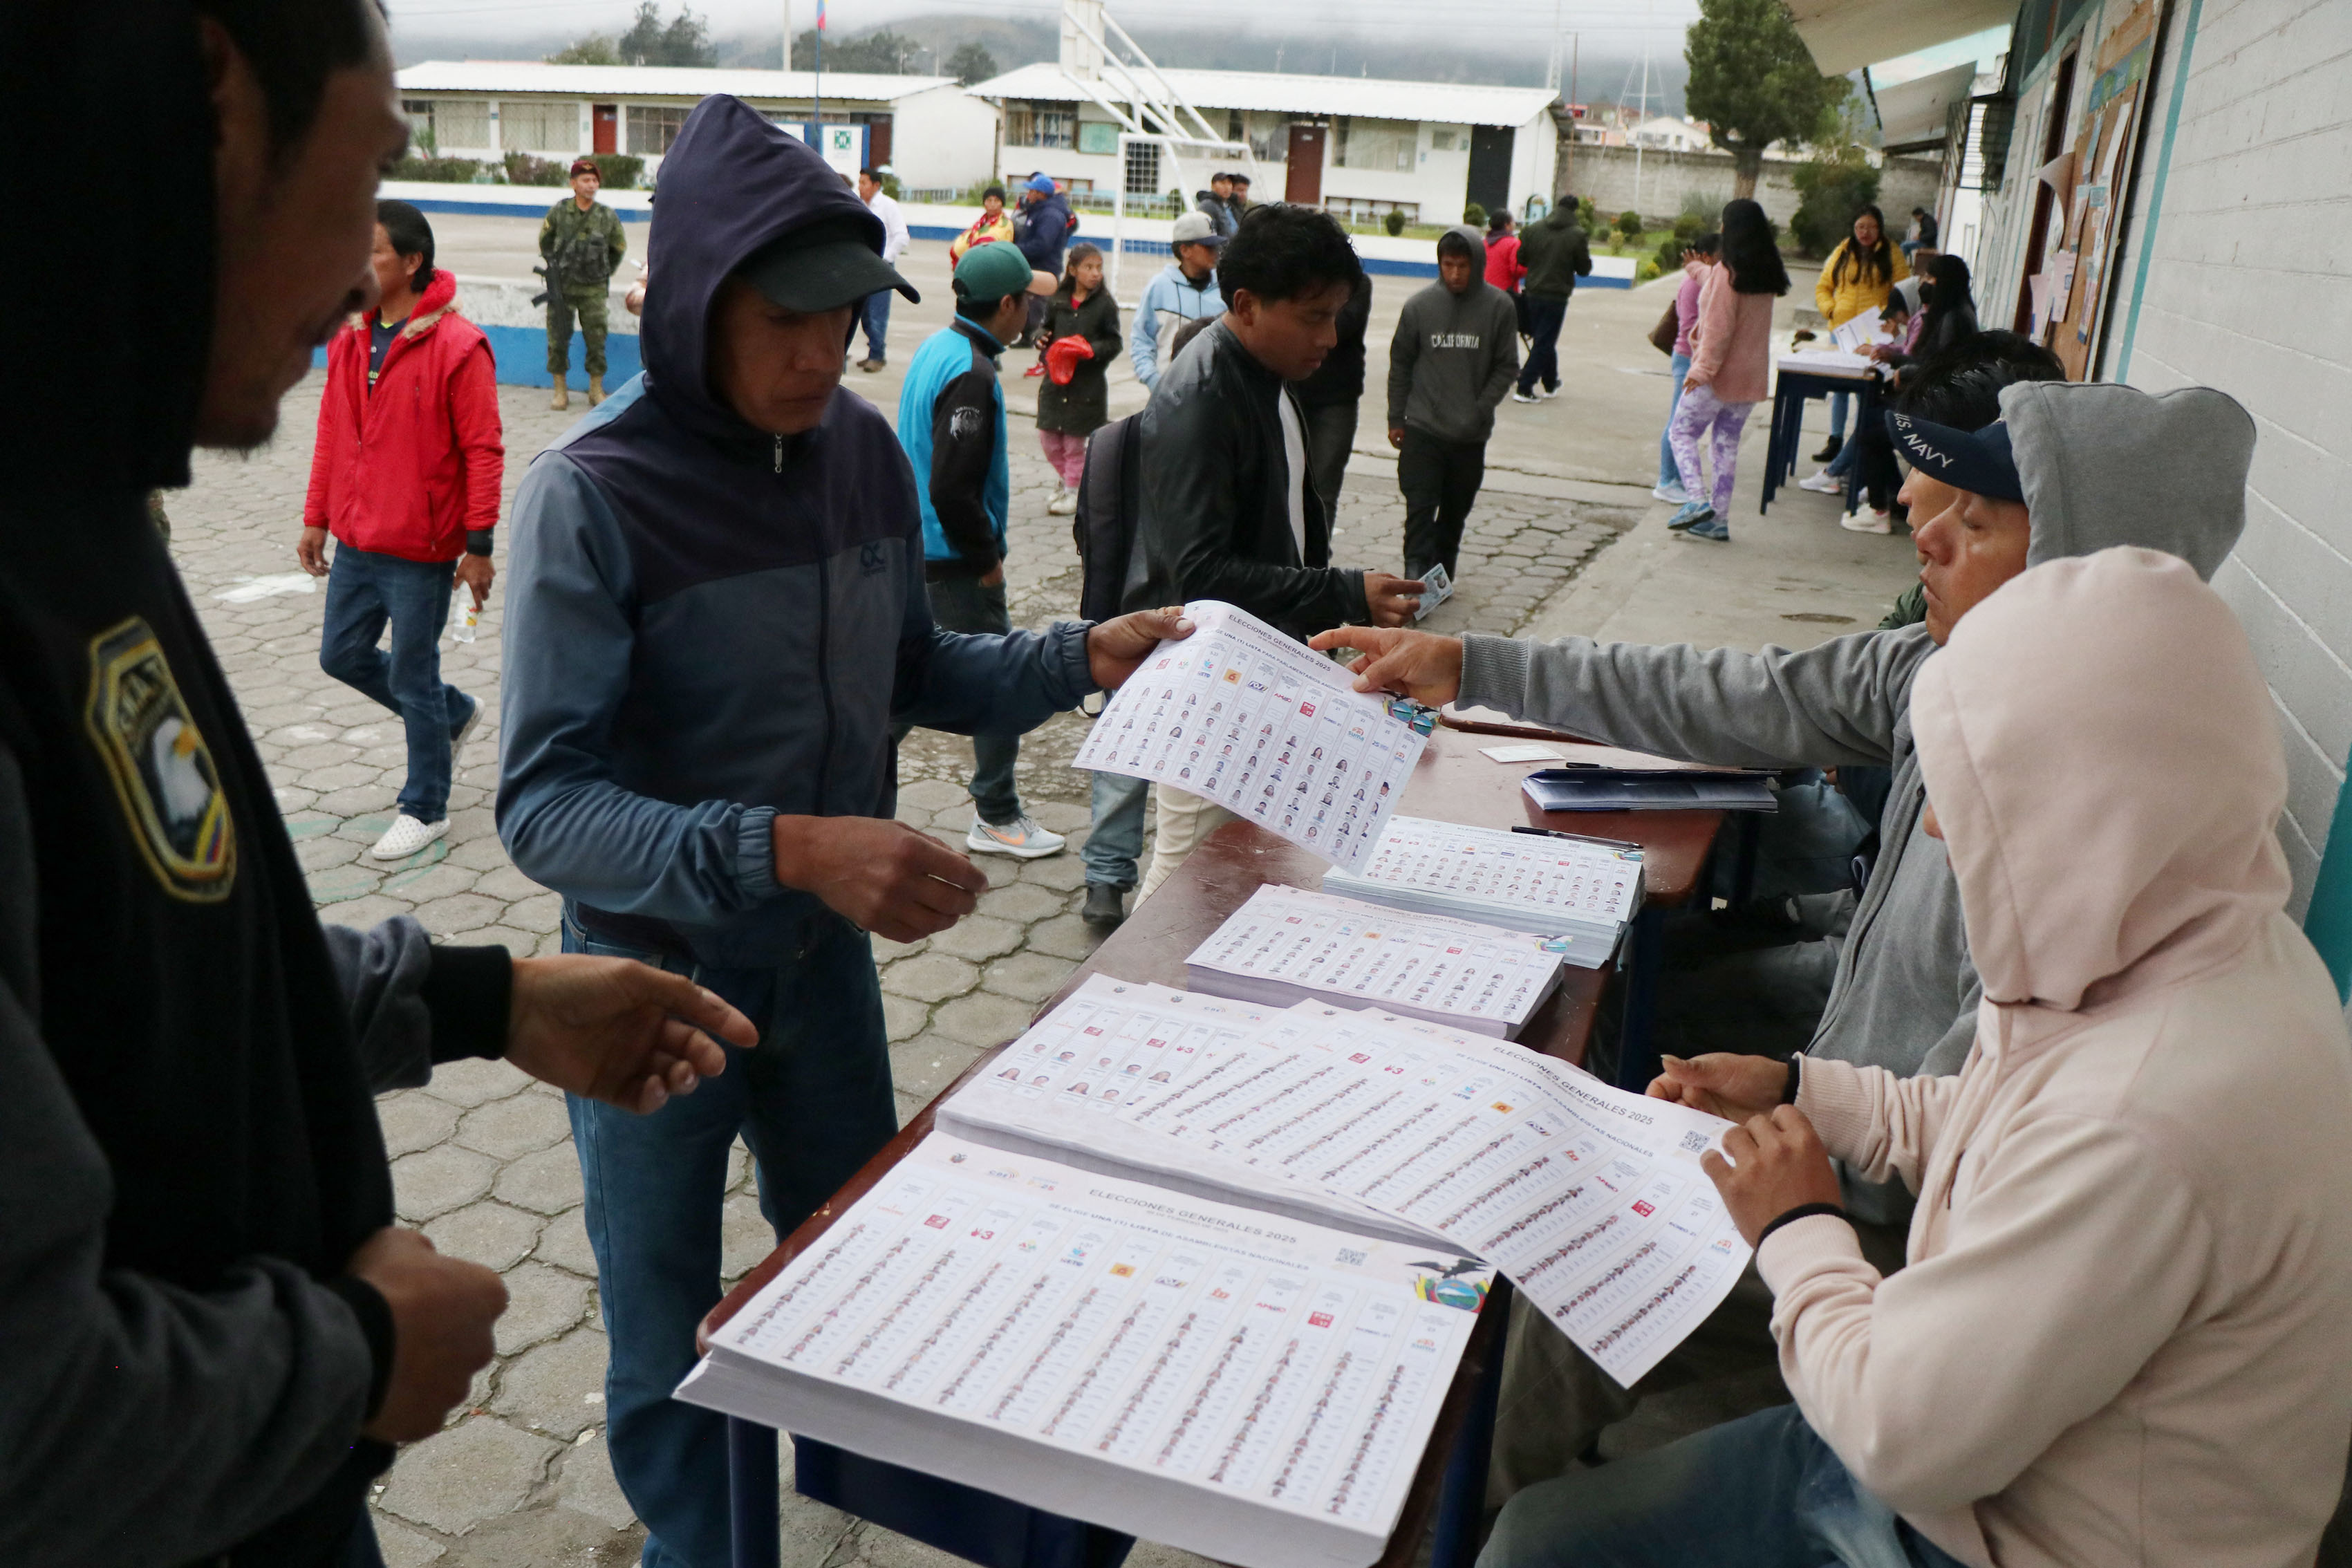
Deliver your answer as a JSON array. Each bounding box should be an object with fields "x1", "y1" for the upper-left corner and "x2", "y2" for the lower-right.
[
  {"x1": 619, "y1": 2, "x2": 714, "y2": 68},
  {"x1": 790, "y1": 26, "x2": 922, "y2": 73},
  {"x1": 547, "y1": 33, "x2": 622, "y2": 65},
  {"x1": 946, "y1": 41, "x2": 998, "y2": 86},
  {"x1": 1683, "y1": 0, "x2": 1845, "y2": 199}
]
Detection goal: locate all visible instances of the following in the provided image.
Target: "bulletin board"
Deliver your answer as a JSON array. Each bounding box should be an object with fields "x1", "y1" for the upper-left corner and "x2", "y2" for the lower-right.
[{"x1": 2031, "y1": 0, "x2": 2158, "y2": 379}]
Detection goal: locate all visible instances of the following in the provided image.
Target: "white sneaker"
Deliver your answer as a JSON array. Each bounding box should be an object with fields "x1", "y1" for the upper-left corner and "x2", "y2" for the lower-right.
[
  {"x1": 1651, "y1": 482, "x2": 1689, "y2": 505},
  {"x1": 370, "y1": 814, "x2": 449, "y2": 861},
  {"x1": 967, "y1": 812, "x2": 1066, "y2": 859},
  {"x1": 1839, "y1": 507, "x2": 1893, "y2": 534},
  {"x1": 1798, "y1": 469, "x2": 1844, "y2": 494},
  {"x1": 1046, "y1": 487, "x2": 1078, "y2": 516},
  {"x1": 1534, "y1": 386, "x2": 1560, "y2": 400},
  {"x1": 1510, "y1": 390, "x2": 1540, "y2": 404}
]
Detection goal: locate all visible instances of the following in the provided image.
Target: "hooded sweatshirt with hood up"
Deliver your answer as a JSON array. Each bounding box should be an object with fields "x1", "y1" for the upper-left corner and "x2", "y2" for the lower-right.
[
  {"x1": 496, "y1": 97, "x2": 1096, "y2": 967},
  {"x1": 1458, "y1": 382, "x2": 2257, "y2": 1222},
  {"x1": 1762, "y1": 548, "x2": 2352, "y2": 1568},
  {"x1": 1386, "y1": 228, "x2": 1522, "y2": 445}
]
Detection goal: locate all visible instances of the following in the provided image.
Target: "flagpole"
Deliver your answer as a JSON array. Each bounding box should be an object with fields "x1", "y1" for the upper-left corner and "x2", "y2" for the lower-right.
[{"x1": 814, "y1": 0, "x2": 825, "y2": 156}]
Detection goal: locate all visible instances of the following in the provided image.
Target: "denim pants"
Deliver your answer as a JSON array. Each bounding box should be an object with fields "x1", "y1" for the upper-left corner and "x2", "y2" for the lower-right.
[
  {"x1": 899, "y1": 572, "x2": 1024, "y2": 825},
  {"x1": 1829, "y1": 389, "x2": 1851, "y2": 440},
  {"x1": 858, "y1": 289, "x2": 891, "y2": 362},
  {"x1": 1082, "y1": 769, "x2": 1150, "y2": 888},
  {"x1": 564, "y1": 911, "x2": 898, "y2": 1568},
  {"x1": 1518, "y1": 295, "x2": 1568, "y2": 394},
  {"x1": 318, "y1": 545, "x2": 467, "y2": 822},
  {"x1": 1480, "y1": 1404, "x2": 1969, "y2": 1568},
  {"x1": 1656, "y1": 352, "x2": 1691, "y2": 487},
  {"x1": 1398, "y1": 426, "x2": 1486, "y2": 579}
]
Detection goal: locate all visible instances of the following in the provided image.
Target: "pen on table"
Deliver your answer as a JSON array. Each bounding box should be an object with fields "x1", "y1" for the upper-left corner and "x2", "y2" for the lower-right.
[{"x1": 1511, "y1": 824, "x2": 1645, "y2": 855}]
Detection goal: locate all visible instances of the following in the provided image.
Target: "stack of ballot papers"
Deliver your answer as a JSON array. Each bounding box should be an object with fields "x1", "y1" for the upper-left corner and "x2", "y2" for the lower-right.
[
  {"x1": 1072, "y1": 600, "x2": 1428, "y2": 873},
  {"x1": 1322, "y1": 816, "x2": 1643, "y2": 954},
  {"x1": 1183, "y1": 884, "x2": 1572, "y2": 1037}
]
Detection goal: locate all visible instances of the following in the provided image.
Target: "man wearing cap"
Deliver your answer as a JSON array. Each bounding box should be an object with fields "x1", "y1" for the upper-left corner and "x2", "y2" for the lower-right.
[
  {"x1": 539, "y1": 156, "x2": 626, "y2": 409},
  {"x1": 1228, "y1": 170, "x2": 1256, "y2": 224},
  {"x1": 1132, "y1": 210, "x2": 1226, "y2": 390},
  {"x1": 1197, "y1": 169, "x2": 1238, "y2": 236},
  {"x1": 895, "y1": 243, "x2": 1067, "y2": 859},
  {"x1": 1012, "y1": 171, "x2": 1074, "y2": 346},
  {"x1": 498, "y1": 98, "x2": 1190, "y2": 1567}
]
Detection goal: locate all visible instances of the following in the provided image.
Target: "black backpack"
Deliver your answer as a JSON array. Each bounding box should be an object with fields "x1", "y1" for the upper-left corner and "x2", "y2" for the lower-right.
[{"x1": 1073, "y1": 412, "x2": 1146, "y2": 623}]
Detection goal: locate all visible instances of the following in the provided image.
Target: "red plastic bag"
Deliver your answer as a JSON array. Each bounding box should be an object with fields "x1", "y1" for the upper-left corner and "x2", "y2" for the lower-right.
[{"x1": 1045, "y1": 333, "x2": 1096, "y2": 386}]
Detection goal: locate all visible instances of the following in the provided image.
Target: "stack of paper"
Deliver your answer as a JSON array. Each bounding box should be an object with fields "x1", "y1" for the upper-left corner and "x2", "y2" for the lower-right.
[
  {"x1": 1321, "y1": 816, "x2": 1644, "y2": 951},
  {"x1": 1184, "y1": 884, "x2": 1575, "y2": 1036},
  {"x1": 680, "y1": 1133, "x2": 1491, "y2": 1568},
  {"x1": 1072, "y1": 601, "x2": 1428, "y2": 873}
]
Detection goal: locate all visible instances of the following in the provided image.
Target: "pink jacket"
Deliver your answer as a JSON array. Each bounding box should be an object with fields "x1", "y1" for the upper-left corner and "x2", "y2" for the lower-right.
[
  {"x1": 1671, "y1": 263, "x2": 1704, "y2": 357},
  {"x1": 1686, "y1": 261, "x2": 1773, "y2": 404},
  {"x1": 1762, "y1": 550, "x2": 2352, "y2": 1568}
]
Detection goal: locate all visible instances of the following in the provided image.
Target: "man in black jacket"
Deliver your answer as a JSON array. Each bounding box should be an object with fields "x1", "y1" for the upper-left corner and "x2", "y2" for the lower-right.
[
  {"x1": 1129, "y1": 204, "x2": 1424, "y2": 897},
  {"x1": 1513, "y1": 194, "x2": 1595, "y2": 402},
  {"x1": 0, "y1": 6, "x2": 754, "y2": 1566}
]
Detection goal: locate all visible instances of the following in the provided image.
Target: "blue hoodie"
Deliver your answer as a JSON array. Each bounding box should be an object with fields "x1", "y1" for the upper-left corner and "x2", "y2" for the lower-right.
[
  {"x1": 1014, "y1": 186, "x2": 1074, "y2": 274},
  {"x1": 497, "y1": 97, "x2": 1095, "y2": 966}
]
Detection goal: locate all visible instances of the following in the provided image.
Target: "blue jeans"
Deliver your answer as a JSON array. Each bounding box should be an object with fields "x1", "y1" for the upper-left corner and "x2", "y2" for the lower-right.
[
  {"x1": 563, "y1": 911, "x2": 899, "y2": 1568},
  {"x1": 1479, "y1": 1405, "x2": 1970, "y2": 1568},
  {"x1": 1829, "y1": 390, "x2": 1851, "y2": 440},
  {"x1": 908, "y1": 574, "x2": 1023, "y2": 824},
  {"x1": 319, "y1": 545, "x2": 469, "y2": 822},
  {"x1": 1658, "y1": 351, "x2": 1692, "y2": 487},
  {"x1": 1518, "y1": 295, "x2": 1568, "y2": 394},
  {"x1": 1082, "y1": 769, "x2": 1150, "y2": 888},
  {"x1": 859, "y1": 290, "x2": 891, "y2": 361}
]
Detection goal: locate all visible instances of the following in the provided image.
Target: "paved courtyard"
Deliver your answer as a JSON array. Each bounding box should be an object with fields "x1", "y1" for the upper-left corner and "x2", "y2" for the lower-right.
[{"x1": 173, "y1": 369, "x2": 1635, "y2": 1567}]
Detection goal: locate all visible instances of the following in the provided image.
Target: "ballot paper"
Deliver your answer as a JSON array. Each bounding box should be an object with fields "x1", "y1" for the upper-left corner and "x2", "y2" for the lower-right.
[
  {"x1": 1117, "y1": 1013, "x2": 1749, "y2": 1387},
  {"x1": 1072, "y1": 600, "x2": 1428, "y2": 872},
  {"x1": 1321, "y1": 816, "x2": 1643, "y2": 954},
  {"x1": 1829, "y1": 306, "x2": 1887, "y2": 353},
  {"x1": 1184, "y1": 884, "x2": 1573, "y2": 1034},
  {"x1": 680, "y1": 1131, "x2": 1491, "y2": 1568}
]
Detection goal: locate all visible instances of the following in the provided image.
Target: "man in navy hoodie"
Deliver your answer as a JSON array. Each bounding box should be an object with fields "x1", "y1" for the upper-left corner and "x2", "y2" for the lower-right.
[{"x1": 498, "y1": 97, "x2": 1184, "y2": 1567}]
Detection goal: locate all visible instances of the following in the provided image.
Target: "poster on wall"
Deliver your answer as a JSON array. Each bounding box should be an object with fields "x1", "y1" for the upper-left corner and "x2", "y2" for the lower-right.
[{"x1": 2045, "y1": 0, "x2": 2158, "y2": 379}]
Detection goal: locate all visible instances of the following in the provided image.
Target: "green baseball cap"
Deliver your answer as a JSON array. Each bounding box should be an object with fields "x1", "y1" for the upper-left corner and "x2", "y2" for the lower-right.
[
  {"x1": 736, "y1": 216, "x2": 918, "y2": 313},
  {"x1": 953, "y1": 241, "x2": 1057, "y2": 303}
]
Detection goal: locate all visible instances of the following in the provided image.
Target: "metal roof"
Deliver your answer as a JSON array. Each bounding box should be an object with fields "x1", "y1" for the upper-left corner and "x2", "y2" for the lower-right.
[
  {"x1": 1785, "y1": 0, "x2": 2015, "y2": 76},
  {"x1": 1872, "y1": 62, "x2": 1979, "y2": 151},
  {"x1": 395, "y1": 60, "x2": 955, "y2": 105},
  {"x1": 969, "y1": 62, "x2": 1560, "y2": 129}
]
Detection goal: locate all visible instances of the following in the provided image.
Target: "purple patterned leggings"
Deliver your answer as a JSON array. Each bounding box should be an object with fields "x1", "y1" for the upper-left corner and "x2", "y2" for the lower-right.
[{"x1": 1668, "y1": 381, "x2": 1756, "y2": 517}]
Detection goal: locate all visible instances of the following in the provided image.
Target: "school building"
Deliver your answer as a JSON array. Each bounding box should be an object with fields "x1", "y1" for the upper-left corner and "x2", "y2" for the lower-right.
[
  {"x1": 1800, "y1": 0, "x2": 2352, "y2": 990},
  {"x1": 389, "y1": 60, "x2": 1001, "y2": 191}
]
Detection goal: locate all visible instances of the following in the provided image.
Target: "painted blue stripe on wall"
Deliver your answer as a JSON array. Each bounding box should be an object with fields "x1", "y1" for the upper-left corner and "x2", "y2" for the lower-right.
[
  {"x1": 398, "y1": 194, "x2": 654, "y2": 223},
  {"x1": 2304, "y1": 767, "x2": 2352, "y2": 1000},
  {"x1": 2116, "y1": 0, "x2": 2203, "y2": 382},
  {"x1": 311, "y1": 324, "x2": 644, "y2": 390}
]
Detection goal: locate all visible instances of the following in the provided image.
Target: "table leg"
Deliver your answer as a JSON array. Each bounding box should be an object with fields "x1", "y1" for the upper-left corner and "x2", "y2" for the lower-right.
[
  {"x1": 1614, "y1": 907, "x2": 1666, "y2": 1094},
  {"x1": 1761, "y1": 384, "x2": 1788, "y2": 512},
  {"x1": 728, "y1": 1417, "x2": 782, "y2": 1568},
  {"x1": 1732, "y1": 813, "x2": 1762, "y2": 908},
  {"x1": 1427, "y1": 1278, "x2": 1512, "y2": 1568}
]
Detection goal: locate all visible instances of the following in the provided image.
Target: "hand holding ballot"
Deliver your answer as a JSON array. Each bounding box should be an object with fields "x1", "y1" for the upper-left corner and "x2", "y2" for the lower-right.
[
  {"x1": 1083, "y1": 604, "x2": 1198, "y2": 691},
  {"x1": 1307, "y1": 624, "x2": 1466, "y2": 706},
  {"x1": 1701, "y1": 1107, "x2": 1842, "y2": 1248}
]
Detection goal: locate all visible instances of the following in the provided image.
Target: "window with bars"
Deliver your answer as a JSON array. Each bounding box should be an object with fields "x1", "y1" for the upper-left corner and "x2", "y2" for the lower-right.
[
  {"x1": 499, "y1": 99, "x2": 576, "y2": 152},
  {"x1": 1006, "y1": 102, "x2": 1075, "y2": 148},
  {"x1": 628, "y1": 104, "x2": 687, "y2": 156},
  {"x1": 1123, "y1": 140, "x2": 1160, "y2": 196},
  {"x1": 420, "y1": 99, "x2": 491, "y2": 151},
  {"x1": 1333, "y1": 117, "x2": 1416, "y2": 171}
]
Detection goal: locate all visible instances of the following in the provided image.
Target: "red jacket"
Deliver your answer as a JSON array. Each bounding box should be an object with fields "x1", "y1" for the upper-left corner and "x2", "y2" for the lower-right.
[
  {"x1": 304, "y1": 271, "x2": 503, "y2": 561},
  {"x1": 1484, "y1": 233, "x2": 1526, "y2": 294}
]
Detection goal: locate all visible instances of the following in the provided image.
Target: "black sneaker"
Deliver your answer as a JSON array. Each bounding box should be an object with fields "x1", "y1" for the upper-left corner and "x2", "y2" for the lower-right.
[
  {"x1": 1082, "y1": 883, "x2": 1130, "y2": 928},
  {"x1": 1812, "y1": 434, "x2": 1844, "y2": 462}
]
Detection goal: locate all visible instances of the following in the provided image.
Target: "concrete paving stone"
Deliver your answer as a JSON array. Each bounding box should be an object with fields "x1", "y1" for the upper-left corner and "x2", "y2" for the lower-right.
[
  {"x1": 470, "y1": 862, "x2": 548, "y2": 902},
  {"x1": 308, "y1": 864, "x2": 383, "y2": 905},
  {"x1": 893, "y1": 1088, "x2": 928, "y2": 1129},
  {"x1": 303, "y1": 760, "x2": 383, "y2": 792},
  {"x1": 377, "y1": 1089, "x2": 460, "y2": 1158},
  {"x1": 492, "y1": 1327, "x2": 610, "y2": 1441},
  {"x1": 976, "y1": 880, "x2": 1065, "y2": 925},
  {"x1": 888, "y1": 1032, "x2": 984, "y2": 1105},
  {"x1": 1119, "y1": 1542, "x2": 1221, "y2": 1568},
  {"x1": 296, "y1": 832, "x2": 364, "y2": 872},
  {"x1": 869, "y1": 933, "x2": 928, "y2": 962},
  {"x1": 924, "y1": 913, "x2": 1023, "y2": 962},
  {"x1": 391, "y1": 1144, "x2": 498, "y2": 1223},
  {"x1": 421, "y1": 1056, "x2": 532, "y2": 1108},
  {"x1": 442, "y1": 831, "x2": 513, "y2": 873},
  {"x1": 978, "y1": 949, "x2": 1076, "y2": 1005},
  {"x1": 381, "y1": 863, "x2": 479, "y2": 904},
  {"x1": 497, "y1": 1139, "x2": 587, "y2": 1216},
  {"x1": 496, "y1": 1261, "x2": 593, "y2": 1356},
  {"x1": 929, "y1": 989, "x2": 1035, "y2": 1049},
  {"x1": 424, "y1": 1200, "x2": 544, "y2": 1272},
  {"x1": 878, "y1": 951, "x2": 979, "y2": 1005},
  {"x1": 967, "y1": 850, "x2": 1024, "y2": 889},
  {"x1": 317, "y1": 783, "x2": 394, "y2": 816},
  {"x1": 721, "y1": 1188, "x2": 779, "y2": 1282},
  {"x1": 507, "y1": 891, "x2": 563, "y2": 935},
  {"x1": 271, "y1": 785, "x2": 319, "y2": 814},
  {"x1": 377, "y1": 1417, "x2": 562, "y2": 1535},
  {"x1": 534, "y1": 1203, "x2": 599, "y2": 1276},
  {"x1": 1024, "y1": 798, "x2": 1090, "y2": 834},
  {"x1": 456, "y1": 1091, "x2": 572, "y2": 1159},
  {"x1": 895, "y1": 778, "x2": 968, "y2": 812},
  {"x1": 556, "y1": 1429, "x2": 637, "y2": 1531},
  {"x1": 440, "y1": 922, "x2": 539, "y2": 958},
  {"x1": 368, "y1": 1516, "x2": 447, "y2": 1568},
  {"x1": 1023, "y1": 912, "x2": 1103, "y2": 962},
  {"x1": 881, "y1": 992, "x2": 928, "y2": 1044},
  {"x1": 1017, "y1": 852, "x2": 1090, "y2": 891}
]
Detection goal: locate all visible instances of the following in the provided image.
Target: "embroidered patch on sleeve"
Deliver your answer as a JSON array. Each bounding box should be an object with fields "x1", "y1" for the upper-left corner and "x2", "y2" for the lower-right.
[{"x1": 84, "y1": 617, "x2": 236, "y2": 902}]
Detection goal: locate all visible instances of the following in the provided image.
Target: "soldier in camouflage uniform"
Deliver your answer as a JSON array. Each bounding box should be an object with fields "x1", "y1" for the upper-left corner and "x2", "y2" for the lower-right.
[{"x1": 539, "y1": 157, "x2": 627, "y2": 410}]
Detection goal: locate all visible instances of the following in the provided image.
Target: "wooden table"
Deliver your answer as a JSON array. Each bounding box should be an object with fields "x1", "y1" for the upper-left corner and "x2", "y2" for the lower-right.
[
  {"x1": 705, "y1": 724, "x2": 1726, "y2": 1568},
  {"x1": 1762, "y1": 361, "x2": 1875, "y2": 513}
]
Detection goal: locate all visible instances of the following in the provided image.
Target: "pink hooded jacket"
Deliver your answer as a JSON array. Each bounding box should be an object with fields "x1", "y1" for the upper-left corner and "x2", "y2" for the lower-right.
[{"x1": 1760, "y1": 549, "x2": 2352, "y2": 1567}]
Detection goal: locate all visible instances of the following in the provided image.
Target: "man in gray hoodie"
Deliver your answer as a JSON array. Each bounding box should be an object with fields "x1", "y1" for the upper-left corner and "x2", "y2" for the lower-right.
[
  {"x1": 1314, "y1": 377, "x2": 2257, "y2": 1486},
  {"x1": 1388, "y1": 227, "x2": 1520, "y2": 581}
]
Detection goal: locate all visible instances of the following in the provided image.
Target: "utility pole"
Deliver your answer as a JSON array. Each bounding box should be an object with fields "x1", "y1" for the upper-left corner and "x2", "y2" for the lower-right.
[
  {"x1": 1632, "y1": 3, "x2": 1652, "y2": 218},
  {"x1": 782, "y1": 0, "x2": 791, "y2": 69}
]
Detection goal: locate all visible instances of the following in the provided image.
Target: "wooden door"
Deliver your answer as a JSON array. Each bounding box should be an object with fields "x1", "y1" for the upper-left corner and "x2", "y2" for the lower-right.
[
  {"x1": 1285, "y1": 123, "x2": 1325, "y2": 206},
  {"x1": 868, "y1": 116, "x2": 893, "y2": 171},
  {"x1": 592, "y1": 104, "x2": 617, "y2": 155},
  {"x1": 2011, "y1": 46, "x2": 2078, "y2": 333}
]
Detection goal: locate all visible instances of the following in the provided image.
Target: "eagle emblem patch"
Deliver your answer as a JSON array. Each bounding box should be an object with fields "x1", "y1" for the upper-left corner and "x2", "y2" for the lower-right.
[{"x1": 84, "y1": 618, "x2": 236, "y2": 901}]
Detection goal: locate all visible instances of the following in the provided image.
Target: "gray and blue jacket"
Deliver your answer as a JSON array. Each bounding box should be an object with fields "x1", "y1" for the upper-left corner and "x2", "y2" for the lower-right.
[
  {"x1": 497, "y1": 97, "x2": 1096, "y2": 968},
  {"x1": 898, "y1": 317, "x2": 1010, "y2": 578}
]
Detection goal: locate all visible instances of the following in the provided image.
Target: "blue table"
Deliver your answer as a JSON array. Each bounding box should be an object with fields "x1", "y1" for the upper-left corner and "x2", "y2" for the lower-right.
[{"x1": 1760, "y1": 363, "x2": 1874, "y2": 514}]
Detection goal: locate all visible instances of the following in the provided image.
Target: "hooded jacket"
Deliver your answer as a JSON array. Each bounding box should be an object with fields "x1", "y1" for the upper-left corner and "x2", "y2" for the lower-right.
[
  {"x1": 304, "y1": 268, "x2": 505, "y2": 562},
  {"x1": 1764, "y1": 550, "x2": 2352, "y2": 1568},
  {"x1": 496, "y1": 97, "x2": 1094, "y2": 967},
  {"x1": 1515, "y1": 206, "x2": 1594, "y2": 299},
  {"x1": 1014, "y1": 185, "x2": 1076, "y2": 274},
  {"x1": 1194, "y1": 189, "x2": 1238, "y2": 237},
  {"x1": 1458, "y1": 382, "x2": 2255, "y2": 1222},
  {"x1": 1132, "y1": 259, "x2": 1225, "y2": 389},
  {"x1": 1386, "y1": 231, "x2": 1522, "y2": 444},
  {"x1": 0, "y1": 8, "x2": 513, "y2": 1565}
]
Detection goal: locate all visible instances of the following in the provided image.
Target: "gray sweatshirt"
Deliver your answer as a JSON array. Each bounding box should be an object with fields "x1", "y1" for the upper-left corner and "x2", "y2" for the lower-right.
[
  {"x1": 1460, "y1": 380, "x2": 2255, "y2": 1222},
  {"x1": 1387, "y1": 232, "x2": 1522, "y2": 445}
]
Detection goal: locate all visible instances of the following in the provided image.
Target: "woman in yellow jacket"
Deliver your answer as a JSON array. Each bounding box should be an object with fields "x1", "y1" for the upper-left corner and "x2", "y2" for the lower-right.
[
  {"x1": 1809, "y1": 203, "x2": 1906, "y2": 460},
  {"x1": 948, "y1": 185, "x2": 1016, "y2": 263}
]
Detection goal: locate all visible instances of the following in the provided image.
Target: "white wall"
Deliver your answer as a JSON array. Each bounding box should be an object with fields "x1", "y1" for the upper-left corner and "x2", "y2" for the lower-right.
[
  {"x1": 1507, "y1": 114, "x2": 1559, "y2": 217},
  {"x1": 888, "y1": 84, "x2": 999, "y2": 190}
]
